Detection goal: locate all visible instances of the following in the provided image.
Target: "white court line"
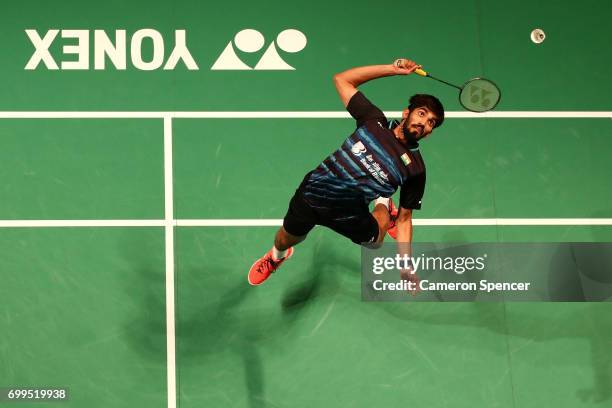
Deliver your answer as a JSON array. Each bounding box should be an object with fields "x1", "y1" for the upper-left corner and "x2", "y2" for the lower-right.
[
  {"x1": 163, "y1": 116, "x2": 177, "y2": 408},
  {"x1": 177, "y1": 219, "x2": 282, "y2": 227},
  {"x1": 0, "y1": 220, "x2": 166, "y2": 227},
  {"x1": 177, "y1": 218, "x2": 612, "y2": 226},
  {"x1": 0, "y1": 111, "x2": 610, "y2": 119},
  {"x1": 1, "y1": 219, "x2": 611, "y2": 228}
]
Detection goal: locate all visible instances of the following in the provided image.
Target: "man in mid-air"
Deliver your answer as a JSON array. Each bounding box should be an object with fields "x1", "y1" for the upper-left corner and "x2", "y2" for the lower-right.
[{"x1": 248, "y1": 58, "x2": 445, "y2": 287}]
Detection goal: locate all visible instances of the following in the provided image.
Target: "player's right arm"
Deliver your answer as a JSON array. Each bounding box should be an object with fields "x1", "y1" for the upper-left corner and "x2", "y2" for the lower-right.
[{"x1": 333, "y1": 60, "x2": 422, "y2": 107}]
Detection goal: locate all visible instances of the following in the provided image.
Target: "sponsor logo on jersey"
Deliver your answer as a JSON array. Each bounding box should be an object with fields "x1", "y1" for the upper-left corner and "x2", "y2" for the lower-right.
[
  {"x1": 351, "y1": 141, "x2": 367, "y2": 156},
  {"x1": 351, "y1": 142, "x2": 389, "y2": 185},
  {"x1": 361, "y1": 154, "x2": 389, "y2": 184}
]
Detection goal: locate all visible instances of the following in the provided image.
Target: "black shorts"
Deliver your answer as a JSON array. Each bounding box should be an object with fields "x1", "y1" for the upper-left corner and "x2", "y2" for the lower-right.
[{"x1": 282, "y1": 178, "x2": 379, "y2": 245}]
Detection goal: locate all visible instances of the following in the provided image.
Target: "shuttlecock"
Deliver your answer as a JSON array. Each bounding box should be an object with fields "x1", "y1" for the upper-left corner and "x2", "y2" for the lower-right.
[{"x1": 530, "y1": 29, "x2": 546, "y2": 44}]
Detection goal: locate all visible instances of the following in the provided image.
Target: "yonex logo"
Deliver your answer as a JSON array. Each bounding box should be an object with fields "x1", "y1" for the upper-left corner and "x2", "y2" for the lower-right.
[
  {"x1": 23, "y1": 28, "x2": 307, "y2": 71},
  {"x1": 211, "y1": 29, "x2": 307, "y2": 70},
  {"x1": 24, "y1": 29, "x2": 199, "y2": 71},
  {"x1": 351, "y1": 141, "x2": 367, "y2": 156},
  {"x1": 469, "y1": 86, "x2": 493, "y2": 108}
]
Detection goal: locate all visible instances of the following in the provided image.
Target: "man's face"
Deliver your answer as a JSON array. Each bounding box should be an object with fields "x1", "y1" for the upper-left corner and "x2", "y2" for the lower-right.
[{"x1": 402, "y1": 107, "x2": 439, "y2": 141}]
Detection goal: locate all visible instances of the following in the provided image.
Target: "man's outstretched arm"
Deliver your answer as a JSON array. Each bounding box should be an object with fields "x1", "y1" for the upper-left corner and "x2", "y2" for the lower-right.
[
  {"x1": 396, "y1": 207, "x2": 420, "y2": 295},
  {"x1": 395, "y1": 207, "x2": 413, "y2": 245},
  {"x1": 333, "y1": 59, "x2": 422, "y2": 107}
]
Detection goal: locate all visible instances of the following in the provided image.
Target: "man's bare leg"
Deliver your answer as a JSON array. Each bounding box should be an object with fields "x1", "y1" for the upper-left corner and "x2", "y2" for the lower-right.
[{"x1": 274, "y1": 226, "x2": 307, "y2": 252}]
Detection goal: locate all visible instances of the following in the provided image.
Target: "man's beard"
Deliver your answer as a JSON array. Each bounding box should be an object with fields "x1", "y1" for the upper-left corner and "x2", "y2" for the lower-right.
[{"x1": 401, "y1": 121, "x2": 420, "y2": 146}]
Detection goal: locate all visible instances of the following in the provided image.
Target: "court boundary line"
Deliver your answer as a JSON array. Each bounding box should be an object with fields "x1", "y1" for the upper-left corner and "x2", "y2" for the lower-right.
[
  {"x1": 1, "y1": 218, "x2": 611, "y2": 227},
  {"x1": 0, "y1": 111, "x2": 611, "y2": 118},
  {"x1": 163, "y1": 116, "x2": 176, "y2": 408}
]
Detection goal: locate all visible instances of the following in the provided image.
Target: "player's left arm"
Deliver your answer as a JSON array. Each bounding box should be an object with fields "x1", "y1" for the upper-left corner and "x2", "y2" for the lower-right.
[
  {"x1": 396, "y1": 207, "x2": 413, "y2": 243},
  {"x1": 396, "y1": 207, "x2": 420, "y2": 295}
]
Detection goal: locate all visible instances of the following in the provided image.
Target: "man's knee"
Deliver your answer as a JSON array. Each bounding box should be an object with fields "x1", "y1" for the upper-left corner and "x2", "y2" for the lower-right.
[{"x1": 275, "y1": 226, "x2": 307, "y2": 249}]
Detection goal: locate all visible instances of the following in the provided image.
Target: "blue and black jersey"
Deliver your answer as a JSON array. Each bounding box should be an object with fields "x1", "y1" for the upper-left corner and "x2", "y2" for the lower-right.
[{"x1": 302, "y1": 91, "x2": 426, "y2": 210}]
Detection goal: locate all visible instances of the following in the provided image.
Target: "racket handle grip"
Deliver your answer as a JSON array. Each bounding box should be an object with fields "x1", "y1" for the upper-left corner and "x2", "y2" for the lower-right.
[{"x1": 414, "y1": 68, "x2": 427, "y2": 77}]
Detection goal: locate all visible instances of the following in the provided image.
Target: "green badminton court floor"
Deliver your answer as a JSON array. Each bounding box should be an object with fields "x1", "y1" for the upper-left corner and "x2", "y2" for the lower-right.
[{"x1": 1, "y1": 116, "x2": 611, "y2": 408}]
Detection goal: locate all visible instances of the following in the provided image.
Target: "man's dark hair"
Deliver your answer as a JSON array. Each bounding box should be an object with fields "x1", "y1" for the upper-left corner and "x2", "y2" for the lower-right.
[{"x1": 408, "y1": 94, "x2": 445, "y2": 128}]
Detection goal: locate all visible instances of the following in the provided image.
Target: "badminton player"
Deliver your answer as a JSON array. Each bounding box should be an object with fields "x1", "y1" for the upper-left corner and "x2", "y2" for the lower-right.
[{"x1": 248, "y1": 58, "x2": 445, "y2": 287}]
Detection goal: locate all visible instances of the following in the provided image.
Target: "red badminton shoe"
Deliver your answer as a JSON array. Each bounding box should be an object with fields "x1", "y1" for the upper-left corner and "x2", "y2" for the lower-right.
[
  {"x1": 248, "y1": 247, "x2": 294, "y2": 286},
  {"x1": 387, "y1": 199, "x2": 399, "y2": 240}
]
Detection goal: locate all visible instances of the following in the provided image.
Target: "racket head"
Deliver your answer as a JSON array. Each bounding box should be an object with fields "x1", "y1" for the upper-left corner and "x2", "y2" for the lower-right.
[{"x1": 459, "y1": 78, "x2": 501, "y2": 112}]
